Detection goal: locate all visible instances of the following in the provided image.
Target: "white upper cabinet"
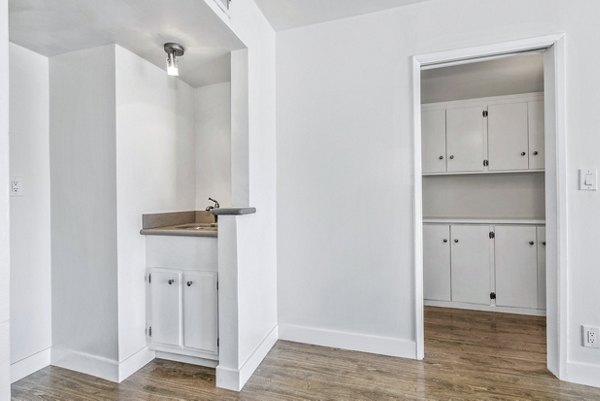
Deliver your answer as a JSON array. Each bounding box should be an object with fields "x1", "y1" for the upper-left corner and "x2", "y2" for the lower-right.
[
  {"x1": 488, "y1": 102, "x2": 529, "y2": 171},
  {"x1": 528, "y1": 101, "x2": 545, "y2": 170},
  {"x1": 422, "y1": 93, "x2": 544, "y2": 175},
  {"x1": 446, "y1": 106, "x2": 486, "y2": 173},
  {"x1": 423, "y1": 224, "x2": 451, "y2": 301},
  {"x1": 450, "y1": 224, "x2": 491, "y2": 305},
  {"x1": 421, "y1": 110, "x2": 446, "y2": 174},
  {"x1": 494, "y1": 226, "x2": 539, "y2": 309}
]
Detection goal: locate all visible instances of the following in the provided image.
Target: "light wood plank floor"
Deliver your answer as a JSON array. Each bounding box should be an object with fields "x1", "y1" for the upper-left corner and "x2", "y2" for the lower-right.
[{"x1": 12, "y1": 307, "x2": 600, "y2": 400}]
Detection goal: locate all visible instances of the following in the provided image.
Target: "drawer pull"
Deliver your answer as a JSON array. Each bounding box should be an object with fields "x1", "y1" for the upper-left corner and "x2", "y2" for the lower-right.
[
  {"x1": 529, "y1": 241, "x2": 535, "y2": 246},
  {"x1": 168, "y1": 279, "x2": 175, "y2": 285},
  {"x1": 187, "y1": 281, "x2": 193, "y2": 287}
]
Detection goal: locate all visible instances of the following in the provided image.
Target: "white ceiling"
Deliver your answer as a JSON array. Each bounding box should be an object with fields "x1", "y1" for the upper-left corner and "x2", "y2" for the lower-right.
[
  {"x1": 9, "y1": 0, "x2": 244, "y2": 87},
  {"x1": 254, "y1": 0, "x2": 432, "y2": 31},
  {"x1": 421, "y1": 52, "x2": 545, "y2": 104}
]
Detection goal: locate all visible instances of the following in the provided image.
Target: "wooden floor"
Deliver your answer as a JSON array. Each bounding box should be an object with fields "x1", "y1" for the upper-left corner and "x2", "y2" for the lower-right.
[{"x1": 12, "y1": 307, "x2": 600, "y2": 400}]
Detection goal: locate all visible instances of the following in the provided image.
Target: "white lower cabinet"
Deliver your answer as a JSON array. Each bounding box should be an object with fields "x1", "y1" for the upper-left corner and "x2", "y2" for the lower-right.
[
  {"x1": 450, "y1": 225, "x2": 491, "y2": 305},
  {"x1": 149, "y1": 268, "x2": 218, "y2": 360},
  {"x1": 423, "y1": 224, "x2": 451, "y2": 301},
  {"x1": 494, "y1": 226, "x2": 538, "y2": 309},
  {"x1": 424, "y1": 222, "x2": 546, "y2": 313}
]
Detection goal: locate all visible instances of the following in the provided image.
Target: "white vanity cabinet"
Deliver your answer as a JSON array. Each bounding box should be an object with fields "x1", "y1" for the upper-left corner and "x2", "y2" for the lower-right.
[
  {"x1": 148, "y1": 268, "x2": 218, "y2": 359},
  {"x1": 423, "y1": 220, "x2": 546, "y2": 314}
]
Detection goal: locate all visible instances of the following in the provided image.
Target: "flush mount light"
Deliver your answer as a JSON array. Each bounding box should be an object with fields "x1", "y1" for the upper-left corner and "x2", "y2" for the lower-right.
[{"x1": 164, "y1": 43, "x2": 185, "y2": 76}]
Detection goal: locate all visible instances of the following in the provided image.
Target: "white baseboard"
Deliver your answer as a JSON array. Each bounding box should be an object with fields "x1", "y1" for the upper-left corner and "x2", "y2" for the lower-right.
[
  {"x1": 565, "y1": 360, "x2": 600, "y2": 388},
  {"x1": 118, "y1": 347, "x2": 155, "y2": 382},
  {"x1": 11, "y1": 348, "x2": 51, "y2": 383},
  {"x1": 216, "y1": 325, "x2": 278, "y2": 391},
  {"x1": 425, "y1": 300, "x2": 546, "y2": 316},
  {"x1": 51, "y1": 347, "x2": 119, "y2": 382},
  {"x1": 279, "y1": 324, "x2": 416, "y2": 359},
  {"x1": 155, "y1": 351, "x2": 218, "y2": 368}
]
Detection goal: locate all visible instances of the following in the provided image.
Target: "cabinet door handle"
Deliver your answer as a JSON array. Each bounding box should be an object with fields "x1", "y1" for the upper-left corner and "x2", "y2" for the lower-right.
[
  {"x1": 454, "y1": 239, "x2": 459, "y2": 243},
  {"x1": 187, "y1": 281, "x2": 193, "y2": 287},
  {"x1": 449, "y1": 155, "x2": 455, "y2": 160},
  {"x1": 542, "y1": 241, "x2": 546, "y2": 246},
  {"x1": 529, "y1": 241, "x2": 535, "y2": 246},
  {"x1": 521, "y1": 151, "x2": 527, "y2": 156},
  {"x1": 533, "y1": 151, "x2": 539, "y2": 156},
  {"x1": 168, "y1": 279, "x2": 175, "y2": 285},
  {"x1": 442, "y1": 239, "x2": 448, "y2": 243},
  {"x1": 438, "y1": 155, "x2": 444, "y2": 160}
]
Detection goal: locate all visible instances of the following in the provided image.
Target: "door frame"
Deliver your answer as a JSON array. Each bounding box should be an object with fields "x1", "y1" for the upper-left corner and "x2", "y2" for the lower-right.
[{"x1": 412, "y1": 34, "x2": 567, "y2": 379}]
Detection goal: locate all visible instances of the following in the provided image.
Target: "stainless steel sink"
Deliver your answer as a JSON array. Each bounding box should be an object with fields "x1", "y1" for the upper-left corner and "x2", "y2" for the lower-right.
[{"x1": 173, "y1": 223, "x2": 218, "y2": 230}]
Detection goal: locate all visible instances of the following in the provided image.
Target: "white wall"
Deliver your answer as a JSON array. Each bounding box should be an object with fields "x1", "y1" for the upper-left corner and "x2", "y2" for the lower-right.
[
  {"x1": 0, "y1": 0, "x2": 11, "y2": 397},
  {"x1": 423, "y1": 173, "x2": 545, "y2": 219},
  {"x1": 115, "y1": 45, "x2": 196, "y2": 366},
  {"x1": 8, "y1": 43, "x2": 51, "y2": 380},
  {"x1": 50, "y1": 45, "x2": 119, "y2": 364},
  {"x1": 202, "y1": 0, "x2": 278, "y2": 391},
  {"x1": 195, "y1": 82, "x2": 232, "y2": 209},
  {"x1": 276, "y1": 0, "x2": 600, "y2": 387}
]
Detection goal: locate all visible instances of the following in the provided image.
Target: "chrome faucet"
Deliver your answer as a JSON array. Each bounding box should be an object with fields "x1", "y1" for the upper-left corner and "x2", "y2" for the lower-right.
[{"x1": 205, "y1": 197, "x2": 220, "y2": 212}]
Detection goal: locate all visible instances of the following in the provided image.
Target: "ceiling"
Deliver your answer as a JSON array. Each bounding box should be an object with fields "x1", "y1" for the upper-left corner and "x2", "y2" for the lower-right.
[
  {"x1": 421, "y1": 52, "x2": 545, "y2": 104},
  {"x1": 254, "y1": 0, "x2": 432, "y2": 31},
  {"x1": 9, "y1": 0, "x2": 244, "y2": 87}
]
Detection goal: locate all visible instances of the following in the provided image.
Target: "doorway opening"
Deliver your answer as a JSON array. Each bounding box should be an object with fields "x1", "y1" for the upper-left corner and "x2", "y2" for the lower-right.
[{"x1": 412, "y1": 35, "x2": 567, "y2": 380}]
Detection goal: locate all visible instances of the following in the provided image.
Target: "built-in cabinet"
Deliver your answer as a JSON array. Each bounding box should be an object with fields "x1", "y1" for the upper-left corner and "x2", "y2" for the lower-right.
[
  {"x1": 423, "y1": 221, "x2": 546, "y2": 313},
  {"x1": 421, "y1": 93, "x2": 544, "y2": 175},
  {"x1": 148, "y1": 267, "x2": 219, "y2": 360}
]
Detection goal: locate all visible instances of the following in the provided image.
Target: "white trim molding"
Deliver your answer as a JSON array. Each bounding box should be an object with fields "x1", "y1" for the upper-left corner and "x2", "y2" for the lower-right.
[
  {"x1": 565, "y1": 361, "x2": 600, "y2": 389},
  {"x1": 216, "y1": 324, "x2": 278, "y2": 391},
  {"x1": 51, "y1": 348, "x2": 120, "y2": 382},
  {"x1": 117, "y1": 347, "x2": 155, "y2": 383},
  {"x1": 279, "y1": 324, "x2": 416, "y2": 359},
  {"x1": 412, "y1": 33, "x2": 568, "y2": 380},
  {"x1": 10, "y1": 348, "x2": 51, "y2": 383}
]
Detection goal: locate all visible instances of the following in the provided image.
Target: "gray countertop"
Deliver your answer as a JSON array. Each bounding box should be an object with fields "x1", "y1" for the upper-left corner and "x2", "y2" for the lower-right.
[{"x1": 211, "y1": 207, "x2": 256, "y2": 216}]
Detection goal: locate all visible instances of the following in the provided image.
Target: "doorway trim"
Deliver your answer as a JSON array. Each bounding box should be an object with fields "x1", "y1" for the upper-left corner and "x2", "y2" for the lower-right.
[{"x1": 412, "y1": 34, "x2": 567, "y2": 379}]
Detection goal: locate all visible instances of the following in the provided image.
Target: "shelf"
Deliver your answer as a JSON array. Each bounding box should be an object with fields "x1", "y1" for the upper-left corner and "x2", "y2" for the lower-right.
[
  {"x1": 423, "y1": 217, "x2": 545, "y2": 225},
  {"x1": 423, "y1": 169, "x2": 544, "y2": 177}
]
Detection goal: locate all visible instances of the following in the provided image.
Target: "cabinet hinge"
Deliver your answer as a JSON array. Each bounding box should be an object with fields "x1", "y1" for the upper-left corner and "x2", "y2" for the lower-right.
[
  {"x1": 483, "y1": 110, "x2": 488, "y2": 117},
  {"x1": 148, "y1": 273, "x2": 151, "y2": 283},
  {"x1": 216, "y1": 281, "x2": 219, "y2": 291},
  {"x1": 489, "y1": 231, "x2": 495, "y2": 239},
  {"x1": 148, "y1": 326, "x2": 152, "y2": 337},
  {"x1": 490, "y1": 292, "x2": 496, "y2": 300},
  {"x1": 483, "y1": 159, "x2": 489, "y2": 167},
  {"x1": 217, "y1": 338, "x2": 220, "y2": 347}
]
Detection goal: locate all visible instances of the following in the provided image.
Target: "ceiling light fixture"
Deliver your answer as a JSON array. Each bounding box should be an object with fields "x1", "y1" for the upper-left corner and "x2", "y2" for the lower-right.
[{"x1": 164, "y1": 43, "x2": 185, "y2": 77}]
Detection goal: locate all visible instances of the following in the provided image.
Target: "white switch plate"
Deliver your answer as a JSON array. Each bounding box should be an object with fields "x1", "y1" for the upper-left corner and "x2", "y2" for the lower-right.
[
  {"x1": 579, "y1": 168, "x2": 597, "y2": 191},
  {"x1": 10, "y1": 177, "x2": 24, "y2": 196},
  {"x1": 583, "y1": 325, "x2": 600, "y2": 348}
]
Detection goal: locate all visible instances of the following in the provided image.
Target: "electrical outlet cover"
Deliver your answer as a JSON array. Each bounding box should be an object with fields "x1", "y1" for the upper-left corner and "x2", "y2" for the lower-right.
[{"x1": 583, "y1": 325, "x2": 600, "y2": 348}]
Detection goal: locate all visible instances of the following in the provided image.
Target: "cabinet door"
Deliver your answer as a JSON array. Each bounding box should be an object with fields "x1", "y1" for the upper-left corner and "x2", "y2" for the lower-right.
[
  {"x1": 421, "y1": 109, "x2": 446, "y2": 174},
  {"x1": 150, "y1": 269, "x2": 182, "y2": 347},
  {"x1": 494, "y1": 226, "x2": 538, "y2": 309},
  {"x1": 450, "y1": 225, "x2": 491, "y2": 305},
  {"x1": 528, "y1": 101, "x2": 545, "y2": 170},
  {"x1": 537, "y1": 226, "x2": 546, "y2": 309},
  {"x1": 182, "y1": 272, "x2": 218, "y2": 354},
  {"x1": 446, "y1": 106, "x2": 486, "y2": 173},
  {"x1": 488, "y1": 102, "x2": 529, "y2": 171},
  {"x1": 423, "y1": 224, "x2": 451, "y2": 301}
]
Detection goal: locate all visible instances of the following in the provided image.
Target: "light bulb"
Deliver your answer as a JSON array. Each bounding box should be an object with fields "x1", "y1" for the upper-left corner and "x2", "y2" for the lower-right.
[{"x1": 166, "y1": 52, "x2": 179, "y2": 76}]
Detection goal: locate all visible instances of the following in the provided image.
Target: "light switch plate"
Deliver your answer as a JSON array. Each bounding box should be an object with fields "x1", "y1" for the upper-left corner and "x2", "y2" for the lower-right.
[
  {"x1": 579, "y1": 169, "x2": 597, "y2": 191},
  {"x1": 10, "y1": 177, "x2": 23, "y2": 196}
]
